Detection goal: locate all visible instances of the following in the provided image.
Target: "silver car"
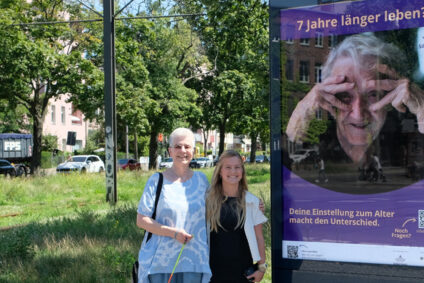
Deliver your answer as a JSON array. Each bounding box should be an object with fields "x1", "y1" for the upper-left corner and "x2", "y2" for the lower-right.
[
  {"x1": 56, "y1": 155, "x2": 105, "y2": 173},
  {"x1": 195, "y1": 157, "x2": 213, "y2": 168},
  {"x1": 159, "y1": 157, "x2": 173, "y2": 169}
]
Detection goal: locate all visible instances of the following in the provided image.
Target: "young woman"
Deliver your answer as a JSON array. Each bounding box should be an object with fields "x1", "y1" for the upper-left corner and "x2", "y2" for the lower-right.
[
  {"x1": 207, "y1": 150, "x2": 267, "y2": 283},
  {"x1": 136, "y1": 128, "x2": 211, "y2": 283}
]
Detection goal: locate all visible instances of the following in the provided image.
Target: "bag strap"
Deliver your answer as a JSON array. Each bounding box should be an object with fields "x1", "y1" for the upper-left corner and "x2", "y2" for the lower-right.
[{"x1": 146, "y1": 172, "x2": 163, "y2": 243}]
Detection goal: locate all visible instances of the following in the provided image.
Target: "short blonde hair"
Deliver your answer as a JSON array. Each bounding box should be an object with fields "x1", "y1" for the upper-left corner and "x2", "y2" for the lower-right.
[{"x1": 169, "y1": 128, "x2": 195, "y2": 148}]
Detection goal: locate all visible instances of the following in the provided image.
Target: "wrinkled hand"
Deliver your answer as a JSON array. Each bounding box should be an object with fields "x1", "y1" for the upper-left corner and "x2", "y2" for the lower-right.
[
  {"x1": 246, "y1": 270, "x2": 265, "y2": 282},
  {"x1": 370, "y1": 78, "x2": 424, "y2": 133},
  {"x1": 174, "y1": 229, "x2": 193, "y2": 244},
  {"x1": 286, "y1": 75, "x2": 353, "y2": 142}
]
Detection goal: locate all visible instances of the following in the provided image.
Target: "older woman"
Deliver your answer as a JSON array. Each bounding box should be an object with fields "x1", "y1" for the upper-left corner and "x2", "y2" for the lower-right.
[
  {"x1": 136, "y1": 128, "x2": 211, "y2": 283},
  {"x1": 207, "y1": 150, "x2": 268, "y2": 283}
]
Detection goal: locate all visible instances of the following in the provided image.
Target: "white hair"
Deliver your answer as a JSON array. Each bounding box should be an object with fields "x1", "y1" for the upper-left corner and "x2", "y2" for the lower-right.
[
  {"x1": 323, "y1": 34, "x2": 407, "y2": 80},
  {"x1": 169, "y1": 128, "x2": 195, "y2": 148}
]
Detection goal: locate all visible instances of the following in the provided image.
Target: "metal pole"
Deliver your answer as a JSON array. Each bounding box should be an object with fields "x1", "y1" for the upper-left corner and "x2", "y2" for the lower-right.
[
  {"x1": 125, "y1": 125, "x2": 129, "y2": 159},
  {"x1": 104, "y1": 0, "x2": 117, "y2": 204}
]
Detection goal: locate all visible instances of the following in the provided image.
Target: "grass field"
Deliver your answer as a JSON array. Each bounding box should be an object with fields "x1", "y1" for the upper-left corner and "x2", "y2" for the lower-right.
[{"x1": 0, "y1": 164, "x2": 271, "y2": 282}]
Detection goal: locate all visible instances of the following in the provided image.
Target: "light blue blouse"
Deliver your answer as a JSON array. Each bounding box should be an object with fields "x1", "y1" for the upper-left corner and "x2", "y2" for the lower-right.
[{"x1": 137, "y1": 172, "x2": 211, "y2": 283}]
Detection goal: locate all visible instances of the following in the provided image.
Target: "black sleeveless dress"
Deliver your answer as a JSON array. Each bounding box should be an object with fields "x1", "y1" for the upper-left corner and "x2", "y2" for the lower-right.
[{"x1": 209, "y1": 197, "x2": 253, "y2": 283}]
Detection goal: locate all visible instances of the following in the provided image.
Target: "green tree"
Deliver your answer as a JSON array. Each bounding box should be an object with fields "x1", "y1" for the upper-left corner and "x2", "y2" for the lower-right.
[
  {"x1": 0, "y1": 100, "x2": 30, "y2": 133},
  {"x1": 139, "y1": 12, "x2": 204, "y2": 168},
  {"x1": 176, "y1": 0, "x2": 269, "y2": 157},
  {"x1": 72, "y1": 3, "x2": 203, "y2": 169},
  {"x1": 41, "y1": 134, "x2": 58, "y2": 152},
  {"x1": 0, "y1": 1, "x2": 102, "y2": 173}
]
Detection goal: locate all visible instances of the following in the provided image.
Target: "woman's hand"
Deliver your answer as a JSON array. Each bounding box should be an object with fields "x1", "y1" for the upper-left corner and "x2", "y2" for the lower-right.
[
  {"x1": 137, "y1": 214, "x2": 193, "y2": 244},
  {"x1": 286, "y1": 75, "x2": 353, "y2": 142},
  {"x1": 259, "y1": 199, "x2": 265, "y2": 213},
  {"x1": 246, "y1": 270, "x2": 265, "y2": 282},
  {"x1": 370, "y1": 78, "x2": 424, "y2": 133},
  {"x1": 174, "y1": 229, "x2": 193, "y2": 244}
]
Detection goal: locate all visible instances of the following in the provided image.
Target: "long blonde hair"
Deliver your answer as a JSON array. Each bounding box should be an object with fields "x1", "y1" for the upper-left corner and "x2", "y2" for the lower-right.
[{"x1": 207, "y1": 150, "x2": 248, "y2": 232}]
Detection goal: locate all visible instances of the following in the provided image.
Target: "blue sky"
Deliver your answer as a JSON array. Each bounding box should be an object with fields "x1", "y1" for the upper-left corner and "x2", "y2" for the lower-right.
[{"x1": 91, "y1": 0, "x2": 176, "y2": 15}]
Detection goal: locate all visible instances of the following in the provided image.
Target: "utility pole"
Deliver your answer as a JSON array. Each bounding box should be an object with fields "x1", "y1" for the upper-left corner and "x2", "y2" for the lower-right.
[
  {"x1": 12, "y1": 1, "x2": 205, "y2": 205},
  {"x1": 104, "y1": 0, "x2": 117, "y2": 204},
  {"x1": 102, "y1": 0, "x2": 202, "y2": 204}
]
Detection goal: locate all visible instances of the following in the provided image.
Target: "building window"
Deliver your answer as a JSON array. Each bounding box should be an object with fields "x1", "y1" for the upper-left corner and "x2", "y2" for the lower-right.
[
  {"x1": 315, "y1": 63, "x2": 323, "y2": 83},
  {"x1": 74, "y1": 140, "x2": 83, "y2": 150},
  {"x1": 299, "y1": 61, "x2": 310, "y2": 83},
  {"x1": 300, "y1": 38, "x2": 310, "y2": 46},
  {"x1": 62, "y1": 138, "x2": 66, "y2": 151},
  {"x1": 51, "y1": 105, "x2": 56, "y2": 124},
  {"x1": 316, "y1": 109, "x2": 322, "y2": 120},
  {"x1": 286, "y1": 25, "x2": 295, "y2": 44},
  {"x1": 315, "y1": 32, "x2": 323, "y2": 47},
  {"x1": 286, "y1": 59, "x2": 294, "y2": 81},
  {"x1": 61, "y1": 106, "x2": 66, "y2": 124},
  {"x1": 329, "y1": 34, "x2": 337, "y2": 48}
]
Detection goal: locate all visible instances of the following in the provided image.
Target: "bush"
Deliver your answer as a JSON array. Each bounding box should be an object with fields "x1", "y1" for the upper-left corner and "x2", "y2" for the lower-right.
[
  {"x1": 0, "y1": 227, "x2": 34, "y2": 259},
  {"x1": 41, "y1": 151, "x2": 66, "y2": 168},
  {"x1": 41, "y1": 134, "x2": 58, "y2": 152}
]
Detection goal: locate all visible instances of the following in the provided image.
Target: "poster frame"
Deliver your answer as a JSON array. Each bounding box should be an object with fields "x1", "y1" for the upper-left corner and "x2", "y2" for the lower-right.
[{"x1": 269, "y1": 0, "x2": 424, "y2": 282}]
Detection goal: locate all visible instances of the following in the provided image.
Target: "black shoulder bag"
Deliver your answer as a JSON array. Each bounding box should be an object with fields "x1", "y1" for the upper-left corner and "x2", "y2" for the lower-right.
[{"x1": 132, "y1": 172, "x2": 163, "y2": 283}]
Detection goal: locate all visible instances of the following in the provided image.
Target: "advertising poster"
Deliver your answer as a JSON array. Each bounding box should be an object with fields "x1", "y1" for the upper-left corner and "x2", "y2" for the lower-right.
[{"x1": 281, "y1": 0, "x2": 424, "y2": 266}]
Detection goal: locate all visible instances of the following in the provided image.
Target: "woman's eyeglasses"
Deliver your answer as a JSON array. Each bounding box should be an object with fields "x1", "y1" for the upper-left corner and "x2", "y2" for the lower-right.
[{"x1": 172, "y1": 144, "x2": 192, "y2": 150}]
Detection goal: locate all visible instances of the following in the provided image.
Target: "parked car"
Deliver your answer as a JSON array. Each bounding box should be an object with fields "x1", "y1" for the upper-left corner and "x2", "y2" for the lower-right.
[
  {"x1": 118, "y1": 158, "x2": 141, "y2": 170},
  {"x1": 56, "y1": 155, "x2": 105, "y2": 173},
  {"x1": 159, "y1": 157, "x2": 173, "y2": 169},
  {"x1": 192, "y1": 157, "x2": 213, "y2": 168},
  {"x1": 255, "y1": 155, "x2": 270, "y2": 163},
  {"x1": 0, "y1": 159, "x2": 16, "y2": 177},
  {"x1": 189, "y1": 158, "x2": 201, "y2": 168},
  {"x1": 289, "y1": 149, "x2": 318, "y2": 164}
]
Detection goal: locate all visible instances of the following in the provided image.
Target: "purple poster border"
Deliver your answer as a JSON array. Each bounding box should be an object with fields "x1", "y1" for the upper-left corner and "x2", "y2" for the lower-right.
[
  {"x1": 280, "y1": 0, "x2": 424, "y2": 40},
  {"x1": 280, "y1": 0, "x2": 424, "y2": 266}
]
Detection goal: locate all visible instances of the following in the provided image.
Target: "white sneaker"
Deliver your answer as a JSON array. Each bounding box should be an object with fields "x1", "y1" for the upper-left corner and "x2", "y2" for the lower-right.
[{"x1": 315, "y1": 179, "x2": 319, "y2": 183}]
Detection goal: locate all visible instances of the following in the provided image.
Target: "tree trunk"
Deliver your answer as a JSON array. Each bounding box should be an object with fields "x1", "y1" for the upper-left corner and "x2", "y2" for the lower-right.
[
  {"x1": 149, "y1": 130, "x2": 158, "y2": 170},
  {"x1": 134, "y1": 132, "x2": 139, "y2": 161},
  {"x1": 203, "y1": 129, "x2": 209, "y2": 157},
  {"x1": 250, "y1": 132, "x2": 258, "y2": 164},
  {"x1": 218, "y1": 123, "x2": 226, "y2": 157},
  {"x1": 30, "y1": 114, "x2": 43, "y2": 174}
]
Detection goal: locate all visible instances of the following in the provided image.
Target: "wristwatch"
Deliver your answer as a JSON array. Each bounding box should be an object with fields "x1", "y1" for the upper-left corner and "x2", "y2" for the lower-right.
[{"x1": 258, "y1": 263, "x2": 268, "y2": 273}]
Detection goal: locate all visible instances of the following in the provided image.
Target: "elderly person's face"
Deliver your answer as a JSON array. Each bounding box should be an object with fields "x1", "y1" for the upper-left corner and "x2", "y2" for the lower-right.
[
  {"x1": 168, "y1": 135, "x2": 194, "y2": 166},
  {"x1": 332, "y1": 57, "x2": 387, "y2": 149}
]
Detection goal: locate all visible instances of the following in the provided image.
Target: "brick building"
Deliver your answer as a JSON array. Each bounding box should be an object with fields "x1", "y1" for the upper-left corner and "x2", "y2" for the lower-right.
[{"x1": 282, "y1": 33, "x2": 338, "y2": 153}]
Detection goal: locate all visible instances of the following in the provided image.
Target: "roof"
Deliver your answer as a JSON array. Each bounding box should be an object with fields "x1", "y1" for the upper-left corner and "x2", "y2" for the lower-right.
[{"x1": 0, "y1": 133, "x2": 32, "y2": 139}]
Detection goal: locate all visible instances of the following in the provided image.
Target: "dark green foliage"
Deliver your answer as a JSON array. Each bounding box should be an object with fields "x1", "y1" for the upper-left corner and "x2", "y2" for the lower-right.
[
  {"x1": 305, "y1": 119, "x2": 328, "y2": 145},
  {"x1": 41, "y1": 134, "x2": 58, "y2": 152},
  {"x1": 0, "y1": 227, "x2": 34, "y2": 259},
  {"x1": 176, "y1": 0, "x2": 269, "y2": 157}
]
